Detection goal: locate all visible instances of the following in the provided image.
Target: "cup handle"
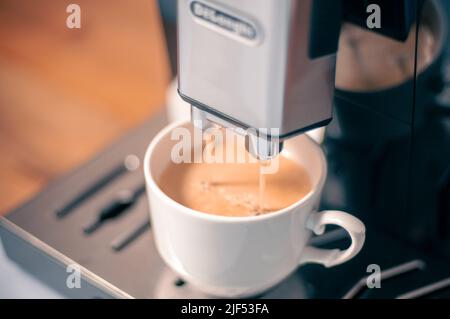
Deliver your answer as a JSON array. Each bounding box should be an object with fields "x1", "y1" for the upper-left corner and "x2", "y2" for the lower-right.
[{"x1": 300, "y1": 210, "x2": 366, "y2": 268}]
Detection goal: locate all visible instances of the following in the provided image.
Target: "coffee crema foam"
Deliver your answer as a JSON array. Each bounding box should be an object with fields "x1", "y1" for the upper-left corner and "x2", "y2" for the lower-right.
[{"x1": 158, "y1": 151, "x2": 312, "y2": 217}]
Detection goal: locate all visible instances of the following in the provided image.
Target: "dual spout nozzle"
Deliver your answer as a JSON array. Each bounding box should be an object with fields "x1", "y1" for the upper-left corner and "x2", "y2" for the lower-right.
[{"x1": 191, "y1": 106, "x2": 283, "y2": 161}]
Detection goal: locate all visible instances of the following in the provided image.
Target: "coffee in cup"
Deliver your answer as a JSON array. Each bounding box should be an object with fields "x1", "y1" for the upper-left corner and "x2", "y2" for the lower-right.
[{"x1": 158, "y1": 148, "x2": 312, "y2": 217}]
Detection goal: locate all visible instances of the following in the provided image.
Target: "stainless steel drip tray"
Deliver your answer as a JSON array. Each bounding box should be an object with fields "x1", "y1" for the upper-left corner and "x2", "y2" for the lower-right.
[
  {"x1": 0, "y1": 113, "x2": 168, "y2": 299},
  {"x1": 1, "y1": 112, "x2": 450, "y2": 299}
]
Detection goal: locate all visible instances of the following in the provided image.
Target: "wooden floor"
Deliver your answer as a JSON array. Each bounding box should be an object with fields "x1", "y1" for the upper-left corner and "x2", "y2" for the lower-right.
[{"x1": 0, "y1": 0, "x2": 171, "y2": 215}]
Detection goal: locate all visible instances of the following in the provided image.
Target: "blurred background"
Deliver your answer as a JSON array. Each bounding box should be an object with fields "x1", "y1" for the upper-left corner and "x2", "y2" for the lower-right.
[{"x1": 0, "y1": 0, "x2": 171, "y2": 215}]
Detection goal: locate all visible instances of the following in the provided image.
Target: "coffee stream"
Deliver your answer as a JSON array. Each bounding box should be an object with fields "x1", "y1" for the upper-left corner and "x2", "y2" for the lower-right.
[
  {"x1": 205, "y1": 129, "x2": 270, "y2": 215},
  {"x1": 258, "y1": 160, "x2": 270, "y2": 214}
]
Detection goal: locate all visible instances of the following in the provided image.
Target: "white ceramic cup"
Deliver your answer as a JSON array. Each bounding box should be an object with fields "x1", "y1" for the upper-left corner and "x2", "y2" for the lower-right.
[{"x1": 144, "y1": 121, "x2": 366, "y2": 298}]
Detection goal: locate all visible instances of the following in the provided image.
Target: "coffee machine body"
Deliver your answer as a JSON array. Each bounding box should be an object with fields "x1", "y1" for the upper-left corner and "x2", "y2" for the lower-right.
[{"x1": 177, "y1": 0, "x2": 336, "y2": 139}]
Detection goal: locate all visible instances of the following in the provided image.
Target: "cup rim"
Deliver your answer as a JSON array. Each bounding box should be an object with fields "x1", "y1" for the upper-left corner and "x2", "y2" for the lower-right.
[{"x1": 144, "y1": 120, "x2": 328, "y2": 223}]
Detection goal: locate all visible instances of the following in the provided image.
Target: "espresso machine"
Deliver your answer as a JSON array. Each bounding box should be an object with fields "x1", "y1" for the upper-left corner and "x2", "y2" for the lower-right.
[
  {"x1": 177, "y1": 0, "x2": 417, "y2": 160},
  {"x1": 177, "y1": 0, "x2": 450, "y2": 250}
]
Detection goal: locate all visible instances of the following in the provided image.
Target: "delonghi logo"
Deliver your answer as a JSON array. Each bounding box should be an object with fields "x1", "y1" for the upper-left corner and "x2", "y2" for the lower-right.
[{"x1": 190, "y1": 1, "x2": 258, "y2": 43}]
